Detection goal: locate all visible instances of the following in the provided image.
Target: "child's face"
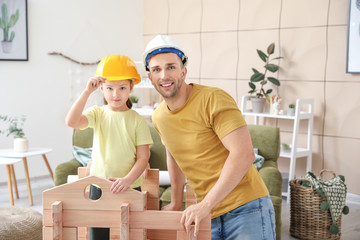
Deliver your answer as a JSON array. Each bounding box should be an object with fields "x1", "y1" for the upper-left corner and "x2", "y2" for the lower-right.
[{"x1": 101, "y1": 80, "x2": 133, "y2": 111}]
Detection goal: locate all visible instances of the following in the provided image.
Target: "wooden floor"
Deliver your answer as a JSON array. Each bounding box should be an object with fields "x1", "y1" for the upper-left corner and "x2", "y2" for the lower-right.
[{"x1": 1, "y1": 175, "x2": 360, "y2": 239}]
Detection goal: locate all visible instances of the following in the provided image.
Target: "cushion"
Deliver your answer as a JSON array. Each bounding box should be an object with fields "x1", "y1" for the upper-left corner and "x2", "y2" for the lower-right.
[
  {"x1": 0, "y1": 206, "x2": 42, "y2": 240},
  {"x1": 72, "y1": 146, "x2": 92, "y2": 166},
  {"x1": 253, "y1": 148, "x2": 265, "y2": 170}
]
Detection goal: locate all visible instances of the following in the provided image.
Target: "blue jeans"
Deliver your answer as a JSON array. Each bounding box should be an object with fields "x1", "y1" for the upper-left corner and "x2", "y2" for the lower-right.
[{"x1": 211, "y1": 195, "x2": 275, "y2": 240}]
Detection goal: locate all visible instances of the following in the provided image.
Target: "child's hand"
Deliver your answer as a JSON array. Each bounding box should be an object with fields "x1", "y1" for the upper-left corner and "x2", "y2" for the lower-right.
[
  {"x1": 85, "y1": 76, "x2": 106, "y2": 93},
  {"x1": 108, "y1": 177, "x2": 132, "y2": 193}
]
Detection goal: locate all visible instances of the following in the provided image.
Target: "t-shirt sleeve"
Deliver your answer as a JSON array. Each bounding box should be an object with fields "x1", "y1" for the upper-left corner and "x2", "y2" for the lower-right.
[
  {"x1": 136, "y1": 117, "x2": 154, "y2": 146},
  {"x1": 82, "y1": 106, "x2": 98, "y2": 129},
  {"x1": 208, "y1": 89, "x2": 247, "y2": 140}
]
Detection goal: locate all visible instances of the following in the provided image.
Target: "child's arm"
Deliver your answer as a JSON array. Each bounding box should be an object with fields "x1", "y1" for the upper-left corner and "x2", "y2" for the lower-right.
[
  {"x1": 109, "y1": 144, "x2": 150, "y2": 193},
  {"x1": 65, "y1": 77, "x2": 105, "y2": 129}
]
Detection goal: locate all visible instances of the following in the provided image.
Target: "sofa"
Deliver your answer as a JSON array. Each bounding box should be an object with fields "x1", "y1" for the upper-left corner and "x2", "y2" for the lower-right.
[{"x1": 54, "y1": 123, "x2": 282, "y2": 239}]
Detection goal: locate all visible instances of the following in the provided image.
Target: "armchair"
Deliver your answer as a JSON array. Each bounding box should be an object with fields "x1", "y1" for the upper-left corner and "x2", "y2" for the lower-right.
[{"x1": 248, "y1": 124, "x2": 282, "y2": 240}]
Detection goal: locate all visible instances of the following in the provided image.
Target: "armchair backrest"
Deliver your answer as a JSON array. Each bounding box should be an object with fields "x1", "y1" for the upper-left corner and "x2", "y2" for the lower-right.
[
  {"x1": 72, "y1": 128, "x2": 93, "y2": 148},
  {"x1": 248, "y1": 124, "x2": 280, "y2": 163},
  {"x1": 148, "y1": 123, "x2": 167, "y2": 171}
]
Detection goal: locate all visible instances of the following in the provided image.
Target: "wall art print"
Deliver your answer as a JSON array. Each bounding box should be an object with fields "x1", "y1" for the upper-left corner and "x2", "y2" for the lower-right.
[
  {"x1": 347, "y1": 0, "x2": 360, "y2": 73},
  {"x1": 0, "y1": 0, "x2": 28, "y2": 61}
]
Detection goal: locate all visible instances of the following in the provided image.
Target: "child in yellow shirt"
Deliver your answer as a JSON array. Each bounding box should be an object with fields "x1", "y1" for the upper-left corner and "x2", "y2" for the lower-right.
[{"x1": 65, "y1": 55, "x2": 153, "y2": 239}]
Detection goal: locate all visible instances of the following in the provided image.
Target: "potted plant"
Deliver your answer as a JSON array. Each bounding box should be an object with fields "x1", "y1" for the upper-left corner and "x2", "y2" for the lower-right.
[
  {"x1": 248, "y1": 42, "x2": 282, "y2": 113},
  {"x1": 0, "y1": 115, "x2": 28, "y2": 152},
  {"x1": 287, "y1": 104, "x2": 295, "y2": 116},
  {"x1": 0, "y1": 3, "x2": 20, "y2": 53},
  {"x1": 129, "y1": 95, "x2": 139, "y2": 108}
]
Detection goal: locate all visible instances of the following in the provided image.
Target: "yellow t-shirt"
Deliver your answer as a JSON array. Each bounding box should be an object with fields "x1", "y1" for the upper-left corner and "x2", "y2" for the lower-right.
[
  {"x1": 152, "y1": 84, "x2": 269, "y2": 218},
  {"x1": 83, "y1": 105, "x2": 153, "y2": 188}
]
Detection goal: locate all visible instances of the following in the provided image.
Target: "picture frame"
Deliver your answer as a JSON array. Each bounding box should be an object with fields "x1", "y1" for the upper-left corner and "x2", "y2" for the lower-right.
[
  {"x1": 0, "y1": 0, "x2": 28, "y2": 61},
  {"x1": 346, "y1": 0, "x2": 360, "y2": 73}
]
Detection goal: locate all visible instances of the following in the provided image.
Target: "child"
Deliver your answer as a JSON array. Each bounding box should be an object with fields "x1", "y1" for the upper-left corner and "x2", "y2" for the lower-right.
[{"x1": 65, "y1": 55, "x2": 153, "y2": 239}]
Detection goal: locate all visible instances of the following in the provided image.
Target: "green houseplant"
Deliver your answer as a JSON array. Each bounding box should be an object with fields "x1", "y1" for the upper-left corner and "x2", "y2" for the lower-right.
[
  {"x1": 129, "y1": 95, "x2": 139, "y2": 104},
  {"x1": 0, "y1": 3, "x2": 20, "y2": 53},
  {"x1": 249, "y1": 42, "x2": 282, "y2": 112},
  {"x1": 129, "y1": 95, "x2": 139, "y2": 108},
  {"x1": 0, "y1": 115, "x2": 28, "y2": 152}
]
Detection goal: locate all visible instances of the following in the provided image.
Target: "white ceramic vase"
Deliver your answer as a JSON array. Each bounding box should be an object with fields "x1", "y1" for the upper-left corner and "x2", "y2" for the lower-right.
[{"x1": 14, "y1": 137, "x2": 29, "y2": 153}]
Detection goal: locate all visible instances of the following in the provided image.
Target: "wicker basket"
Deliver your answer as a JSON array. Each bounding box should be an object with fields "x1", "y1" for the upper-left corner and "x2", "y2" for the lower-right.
[{"x1": 289, "y1": 170, "x2": 342, "y2": 240}]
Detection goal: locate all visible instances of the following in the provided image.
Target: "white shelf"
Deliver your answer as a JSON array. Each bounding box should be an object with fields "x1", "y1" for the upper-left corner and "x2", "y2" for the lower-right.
[{"x1": 241, "y1": 96, "x2": 314, "y2": 204}]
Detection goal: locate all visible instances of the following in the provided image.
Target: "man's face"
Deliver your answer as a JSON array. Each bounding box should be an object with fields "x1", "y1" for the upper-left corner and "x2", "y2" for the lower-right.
[{"x1": 147, "y1": 53, "x2": 186, "y2": 99}]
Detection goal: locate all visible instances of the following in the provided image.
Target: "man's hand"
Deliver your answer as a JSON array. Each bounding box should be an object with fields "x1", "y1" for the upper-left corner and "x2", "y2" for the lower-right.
[
  {"x1": 108, "y1": 177, "x2": 132, "y2": 193},
  {"x1": 180, "y1": 201, "x2": 211, "y2": 237}
]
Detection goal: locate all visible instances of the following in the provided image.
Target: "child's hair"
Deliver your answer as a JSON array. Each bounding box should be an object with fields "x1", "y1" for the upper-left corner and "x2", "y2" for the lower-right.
[{"x1": 103, "y1": 79, "x2": 134, "y2": 109}]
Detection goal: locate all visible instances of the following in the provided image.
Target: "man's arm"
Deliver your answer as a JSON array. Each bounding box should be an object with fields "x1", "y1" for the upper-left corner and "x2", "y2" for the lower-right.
[
  {"x1": 181, "y1": 125, "x2": 255, "y2": 236},
  {"x1": 161, "y1": 147, "x2": 186, "y2": 211}
]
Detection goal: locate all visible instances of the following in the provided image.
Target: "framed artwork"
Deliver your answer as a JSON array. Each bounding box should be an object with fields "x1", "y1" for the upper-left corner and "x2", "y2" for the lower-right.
[
  {"x1": 346, "y1": 0, "x2": 360, "y2": 73},
  {"x1": 0, "y1": 0, "x2": 28, "y2": 61}
]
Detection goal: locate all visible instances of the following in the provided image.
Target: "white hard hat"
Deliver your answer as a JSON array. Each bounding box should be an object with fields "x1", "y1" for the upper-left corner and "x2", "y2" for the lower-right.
[{"x1": 143, "y1": 35, "x2": 188, "y2": 71}]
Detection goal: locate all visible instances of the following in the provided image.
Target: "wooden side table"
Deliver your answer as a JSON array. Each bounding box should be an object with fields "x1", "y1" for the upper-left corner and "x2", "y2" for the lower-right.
[{"x1": 0, "y1": 148, "x2": 53, "y2": 206}]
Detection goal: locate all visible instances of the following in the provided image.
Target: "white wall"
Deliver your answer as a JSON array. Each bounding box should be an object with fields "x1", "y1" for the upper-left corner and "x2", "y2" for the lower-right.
[{"x1": 0, "y1": 0, "x2": 144, "y2": 183}]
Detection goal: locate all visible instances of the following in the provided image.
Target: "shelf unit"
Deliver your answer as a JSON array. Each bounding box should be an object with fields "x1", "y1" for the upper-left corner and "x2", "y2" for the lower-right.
[{"x1": 240, "y1": 96, "x2": 314, "y2": 203}]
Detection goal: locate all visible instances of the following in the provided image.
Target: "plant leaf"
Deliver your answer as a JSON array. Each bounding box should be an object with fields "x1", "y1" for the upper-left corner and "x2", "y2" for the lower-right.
[
  {"x1": 265, "y1": 64, "x2": 279, "y2": 72},
  {"x1": 267, "y1": 77, "x2": 280, "y2": 86},
  {"x1": 257, "y1": 50, "x2": 267, "y2": 63},
  {"x1": 264, "y1": 93, "x2": 271, "y2": 102},
  {"x1": 271, "y1": 56, "x2": 283, "y2": 61},
  {"x1": 266, "y1": 89, "x2": 273, "y2": 94},
  {"x1": 252, "y1": 68, "x2": 259, "y2": 73},
  {"x1": 248, "y1": 82, "x2": 256, "y2": 90},
  {"x1": 251, "y1": 72, "x2": 264, "y2": 82},
  {"x1": 267, "y1": 43, "x2": 275, "y2": 55}
]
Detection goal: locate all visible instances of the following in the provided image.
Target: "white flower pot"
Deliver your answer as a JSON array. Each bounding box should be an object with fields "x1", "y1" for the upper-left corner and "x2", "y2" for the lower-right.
[
  {"x1": 1, "y1": 41, "x2": 13, "y2": 54},
  {"x1": 14, "y1": 138, "x2": 29, "y2": 153},
  {"x1": 251, "y1": 97, "x2": 266, "y2": 113}
]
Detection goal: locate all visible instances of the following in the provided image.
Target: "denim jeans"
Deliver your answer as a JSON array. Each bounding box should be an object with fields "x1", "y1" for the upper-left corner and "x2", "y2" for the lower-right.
[{"x1": 211, "y1": 195, "x2": 275, "y2": 240}]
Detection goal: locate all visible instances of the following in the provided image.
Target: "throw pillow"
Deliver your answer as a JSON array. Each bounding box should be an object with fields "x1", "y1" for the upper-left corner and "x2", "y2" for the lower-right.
[
  {"x1": 72, "y1": 146, "x2": 92, "y2": 166},
  {"x1": 253, "y1": 148, "x2": 264, "y2": 170}
]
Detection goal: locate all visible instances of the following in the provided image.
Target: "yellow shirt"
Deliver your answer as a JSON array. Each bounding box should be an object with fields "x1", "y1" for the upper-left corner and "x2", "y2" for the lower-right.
[
  {"x1": 84, "y1": 105, "x2": 153, "y2": 188},
  {"x1": 152, "y1": 84, "x2": 269, "y2": 218}
]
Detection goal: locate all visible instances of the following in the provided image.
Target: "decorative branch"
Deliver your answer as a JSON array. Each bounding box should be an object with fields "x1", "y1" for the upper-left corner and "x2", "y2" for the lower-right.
[{"x1": 48, "y1": 52, "x2": 100, "y2": 65}]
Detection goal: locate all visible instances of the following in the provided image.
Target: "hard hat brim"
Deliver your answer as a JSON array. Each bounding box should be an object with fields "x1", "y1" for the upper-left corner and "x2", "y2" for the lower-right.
[{"x1": 103, "y1": 76, "x2": 141, "y2": 85}]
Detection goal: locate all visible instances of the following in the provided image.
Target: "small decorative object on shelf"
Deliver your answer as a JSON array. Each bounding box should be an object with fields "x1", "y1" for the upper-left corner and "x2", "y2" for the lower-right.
[
  {"x1": 281, "y1": 143, "x2": 291, "y2": 152},
  {"x1": 129, "y1": 95, "x2": 139, "y2": 108},
  {"x1": 270, "y1": 95, "x2": 281, "y2": 115},
  {"x1": 248, "y1": 42, "x2": 282, "y2": 113},
  {"x1": 0, "y1": 115, "x2": 28, "y2": 152},
  {"x1": 287, "y1": 104, "x2": 295, "y2": 116}
]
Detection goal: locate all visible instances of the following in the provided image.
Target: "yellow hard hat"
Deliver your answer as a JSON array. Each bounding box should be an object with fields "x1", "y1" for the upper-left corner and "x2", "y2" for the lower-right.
[{"x1": 95, "y1": 55, "x2": 141, "y2": 84}]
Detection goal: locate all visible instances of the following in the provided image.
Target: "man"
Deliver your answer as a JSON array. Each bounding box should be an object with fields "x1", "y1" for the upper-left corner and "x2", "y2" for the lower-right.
[{"x1": 143, "y1": 35, "x2": 275, "y2": 240}]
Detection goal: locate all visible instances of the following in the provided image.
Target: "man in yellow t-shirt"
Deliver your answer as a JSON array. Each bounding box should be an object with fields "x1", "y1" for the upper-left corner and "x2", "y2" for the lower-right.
[{"x1": 143, "y1": 35, "x2": 276, "y2": 240}]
